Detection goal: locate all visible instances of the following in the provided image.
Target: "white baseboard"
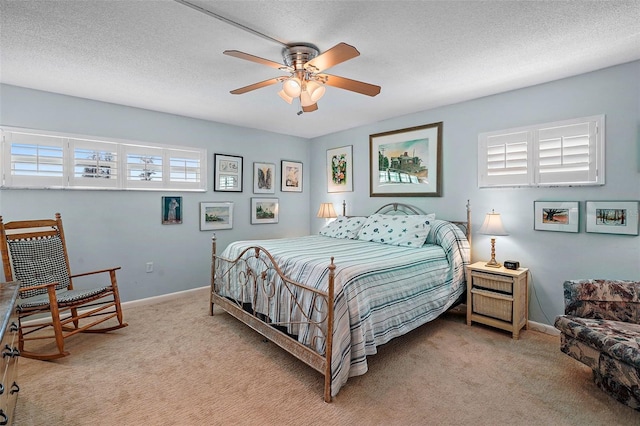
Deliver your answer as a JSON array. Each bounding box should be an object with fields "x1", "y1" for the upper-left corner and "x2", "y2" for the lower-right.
[
  {"x1": 528, "y1": 319, "x2": 560, "y2": 336},
  {"x1": 121, "y1": 286, "x2": 209, "y2": 309}
]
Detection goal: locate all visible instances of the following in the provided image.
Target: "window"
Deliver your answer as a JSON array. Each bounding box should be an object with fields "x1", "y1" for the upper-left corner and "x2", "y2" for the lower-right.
[
  {"x1": 478, "y1": 115, "x2": 604, "y2": 187},
  {"x1": 1, "y1": 127, "x2": 207, "y2": 191}
]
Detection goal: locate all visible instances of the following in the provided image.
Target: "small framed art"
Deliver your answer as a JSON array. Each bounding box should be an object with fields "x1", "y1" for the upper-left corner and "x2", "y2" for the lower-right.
[
  {"x1": 533, "y1": 201, "x2": 579, "y2": 233},
  {"x1": 200, "y1": 202, "x2": 233, "y2": 230},
  {"x1": 251, "y1": 198, "x2": 279, "y2": 224},
  {"x1": 586, "y1": 201, "x2": 639, "y2": 235},
  {"x1": 161, "y1": 196, "x2": 182, "y2": 224},
  {"x1": 327, "y1": 145, "x2": 353, "y2": 193},
  {"x1": 281, "y1": 160, "x2": 302, "y2": 192},
  {"x1": 253, "y1": 162, "x2": 275, "y2": 194},
  {"x1": 214, "y1": 154, "x2": 243, "y2": 192}
]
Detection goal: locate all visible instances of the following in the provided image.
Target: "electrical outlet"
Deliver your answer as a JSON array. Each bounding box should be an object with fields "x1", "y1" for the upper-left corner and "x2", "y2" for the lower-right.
[{"x1": 146, "y1": 262, "x2": 153, "y2": 273}]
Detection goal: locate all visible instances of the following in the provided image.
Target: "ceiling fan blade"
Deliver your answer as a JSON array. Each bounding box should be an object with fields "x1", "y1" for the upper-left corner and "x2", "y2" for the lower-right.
[
  {"x1": 302, "y1": 103, "x2": 318, "y2": 113},
  {"x1": 306, "y1": 42, "x2": 360, "y2": 73},
  {"x1": 223, "y1": 50, "x2": 287, "y2": 70},
  {"x1": 321, "y1": 74, "x2": 381, "y2": 97},
  {"x1": 230, "y1": 77, "x2": 281, "y2": 94}
]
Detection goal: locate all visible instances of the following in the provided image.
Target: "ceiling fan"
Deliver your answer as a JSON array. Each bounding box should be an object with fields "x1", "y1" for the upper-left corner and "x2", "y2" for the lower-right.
[
  {"x1": 173, "y1": 0, "x2": 381, "y2": 114},
  {"x1": 224, "y1": 42, "x2": 381, "y2": 114}
]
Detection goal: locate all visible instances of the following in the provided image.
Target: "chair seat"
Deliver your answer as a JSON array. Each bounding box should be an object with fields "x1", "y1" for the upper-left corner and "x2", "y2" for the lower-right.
[{"x1": 18, "y1": 287, "x2": 112, "y2": 310}]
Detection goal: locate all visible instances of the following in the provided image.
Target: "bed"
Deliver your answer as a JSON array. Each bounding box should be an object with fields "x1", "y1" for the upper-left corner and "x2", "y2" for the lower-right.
[{"x1": 209, "y1": 202, "x2": 471, "y2": 402}]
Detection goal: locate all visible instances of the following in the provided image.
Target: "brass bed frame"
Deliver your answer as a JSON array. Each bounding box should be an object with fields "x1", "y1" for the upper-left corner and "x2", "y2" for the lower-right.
[{"x1": 209, "y1": 201, "x2": 471, "y2": 402}]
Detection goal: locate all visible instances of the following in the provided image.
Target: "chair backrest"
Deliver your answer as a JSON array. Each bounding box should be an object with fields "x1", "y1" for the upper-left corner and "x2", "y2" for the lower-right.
[{"x1": 0, "y1": 213, "x2": 72, "y2": 298}]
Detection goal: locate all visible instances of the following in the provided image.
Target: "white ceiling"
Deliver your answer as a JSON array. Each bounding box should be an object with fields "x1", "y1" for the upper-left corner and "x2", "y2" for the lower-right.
[{"x1": 1, "y1": 1, "x2": 639, "y2": 139}]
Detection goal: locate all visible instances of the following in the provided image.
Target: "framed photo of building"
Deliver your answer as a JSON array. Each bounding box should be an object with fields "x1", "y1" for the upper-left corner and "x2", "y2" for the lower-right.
[
  {"x1": 533, "y1": 201, "x2": 579, "y2": 232},
  {"x1": 327, "y1": 145, "x2": 353, "y2": 193},
  {"x1": 281, "y1": 160, "x2": 302, "y2": 192},
  {"x1": 586, "y1": 201, "x2": 639, "y2": 235},
  {"x1": 369, "y1": 122, "x2": 442, "y2": 197},
  {"x1": 214, "y1": 153, "x2": 243, "y2": 192},
  {"x1": 200, "y1": 202, "x2": 233, "y2": 230},
  {"x1": 251, "y1": 198, "x2": 279, "y2": 224},
  {"x1": 253, "y1": 162, "x2": 275, "y2": 194},
  {"x1": 161, "y1": 196, "x2": 182, "y2": 224}
]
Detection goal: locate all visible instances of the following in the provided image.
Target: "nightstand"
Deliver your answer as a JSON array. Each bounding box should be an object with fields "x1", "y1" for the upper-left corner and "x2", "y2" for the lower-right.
[{"x1": 466, "y1": 261, "x2": 529, "y2": 339}]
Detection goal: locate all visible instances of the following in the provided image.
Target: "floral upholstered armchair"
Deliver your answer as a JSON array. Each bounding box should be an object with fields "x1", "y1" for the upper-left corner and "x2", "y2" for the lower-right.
[{"x1": 554, "y1": 279, "x2": 640, "y2": 410}]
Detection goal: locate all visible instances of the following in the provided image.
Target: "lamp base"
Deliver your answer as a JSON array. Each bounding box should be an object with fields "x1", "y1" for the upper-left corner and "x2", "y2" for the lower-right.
[{"x1": 484, "y1": 259, "x2": 502, "y2": 268}]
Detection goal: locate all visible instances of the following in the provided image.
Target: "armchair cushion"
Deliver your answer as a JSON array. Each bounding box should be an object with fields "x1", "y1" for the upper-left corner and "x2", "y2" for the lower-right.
[{"x1": 8, "y1": 236, "x2": 71, "y2": 298}]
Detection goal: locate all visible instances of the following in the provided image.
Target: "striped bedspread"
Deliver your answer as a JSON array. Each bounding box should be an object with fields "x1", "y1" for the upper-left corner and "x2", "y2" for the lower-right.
[{"x1": 217, "y1": 219, "x2": 470, "y2": 397}]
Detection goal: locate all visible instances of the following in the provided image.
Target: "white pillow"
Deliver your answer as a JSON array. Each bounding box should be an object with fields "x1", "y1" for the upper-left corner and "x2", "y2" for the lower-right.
[
  {"x1": 319, "y1": 216, "x2": 366, "y2": 239},
  {"x1": 356, "y1": 213, "x2": 435, "y2": 248}
]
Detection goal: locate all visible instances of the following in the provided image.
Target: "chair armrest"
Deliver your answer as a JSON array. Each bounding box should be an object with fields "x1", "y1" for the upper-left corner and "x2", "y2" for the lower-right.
[
  {"x1": 564, "y1": 279, "x2": 640, "y2": 322},
  {"x1": 69, "y1": 266, "x2": 122, "y2": 279},
  {"x1": 18, "y1": 282, "x2": 57, "y2": 293}
]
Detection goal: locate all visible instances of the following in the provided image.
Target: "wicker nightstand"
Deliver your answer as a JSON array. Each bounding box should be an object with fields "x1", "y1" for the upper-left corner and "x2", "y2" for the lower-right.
[{"x1": 466, "y1": 261, "x2": 529, "y2": 339}]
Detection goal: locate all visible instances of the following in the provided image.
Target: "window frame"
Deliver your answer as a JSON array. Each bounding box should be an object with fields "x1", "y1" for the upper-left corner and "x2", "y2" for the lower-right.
[
  {"x1": 1, "y1": 127, "x2": 207, "y2": 191},
  {"x1": 478, "y1": 115, "x2": 605, "y2": 188}
]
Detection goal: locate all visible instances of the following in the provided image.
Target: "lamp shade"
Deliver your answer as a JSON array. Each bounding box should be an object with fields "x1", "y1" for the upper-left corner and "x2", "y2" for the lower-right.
[
  {"x1": 317, "y1": 203, "x2": 337, "y2": 219},
  {"x1": 305, "y1": 80, "x2": 326, "y2": 102},
  {"x1": 478, "y1": 210, "x2": 508, "y2": 236},
  {"x1": 282, "y1": 77, "x2": 302, "y2": 97},
  {"x1": 278, "y1": 90, "x2": 293, "y2": 104}
]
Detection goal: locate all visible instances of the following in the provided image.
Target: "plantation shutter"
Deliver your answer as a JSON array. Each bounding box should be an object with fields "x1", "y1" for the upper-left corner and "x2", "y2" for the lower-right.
[
  {"x1": 69, "y1": 138, "x2": 119, "y2": 188},
  {"x1": 124, "y1": 145, "x2": 164, "y2": 189},
  {"x1": 478, "y1": 131, "x2": 530, "y2": 186},
  {"x1": 2, "y1": 130, "x2": 65, "y2": 188},
  {"x1": 536, "y1": 118, "x2": 599, "y2": 185},
  {"x1": 166, "y1": 148, "x2": 206, "y2": 190}
]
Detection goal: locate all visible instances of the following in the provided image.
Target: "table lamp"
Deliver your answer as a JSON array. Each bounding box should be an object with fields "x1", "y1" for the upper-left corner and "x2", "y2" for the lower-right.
[{"x1": 478, "y1": 209, "x2": 508, "y2": 268}]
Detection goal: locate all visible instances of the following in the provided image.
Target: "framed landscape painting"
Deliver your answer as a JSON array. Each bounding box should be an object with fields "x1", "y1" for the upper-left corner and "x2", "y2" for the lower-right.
[
  {"x1": 281, "y1": 160, "x2": 302, "y2": 192},
  {"x1": 200, "y1": 202, "x2": 233, "y2": 230},
  {"x1": 369, "y1": 122, "x2": 442, "y2": 197},
  {"x1": 533, "y1": 201, "x2": 579, "y2": 232},
  {"x1": 327, "y1": 145, "x2": 353, "y2": 193},
  {"x1": 251, "y1": 198, "x2": 279, "y2": 224},
  {"x1": 586, "y1": 201, "x2": 639, "y2": 235}
]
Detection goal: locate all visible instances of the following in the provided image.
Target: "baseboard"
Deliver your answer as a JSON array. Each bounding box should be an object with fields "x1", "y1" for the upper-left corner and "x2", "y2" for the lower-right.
[
  {"x1": 121, "y1": 286, "x2": 209, "y2": 309},
  {"x1": 528, "y1": 319, "x2": 560, "y2": 336}
]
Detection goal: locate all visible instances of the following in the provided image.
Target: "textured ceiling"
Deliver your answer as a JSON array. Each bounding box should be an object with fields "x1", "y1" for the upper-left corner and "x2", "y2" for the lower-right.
[{"x1": 1, "y1": 0, "x2": 639, "y2": 139}]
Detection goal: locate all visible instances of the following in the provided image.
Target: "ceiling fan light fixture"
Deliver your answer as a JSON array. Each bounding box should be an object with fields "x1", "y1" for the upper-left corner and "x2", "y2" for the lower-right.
[
  {"x1": 278, "y1": 90, "x2": 293, "y2": 104},
  {"x1": 300, "y1": 90, "x2": 315, "y2": 107},
  {"x1": 305, "y1": 80, "x2": 326, "y2": 102},
  {"x1": 282, "y1": 77, "x2": 302, "y2": 97}
]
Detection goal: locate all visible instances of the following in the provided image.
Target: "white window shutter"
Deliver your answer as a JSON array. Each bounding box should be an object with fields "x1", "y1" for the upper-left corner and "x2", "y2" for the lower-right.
[
  {"x1": 2, "y1": 130, "x2": 65, "y2": 188},
  {"x1": 479, "y1": 131, "x2": 531, "y2": 187},
  {"x1": 68, "y1": 138, "x2": 120, "y2": 188},
  {"x1": 124, "y1": 145, "x2": 164, "y2": 189},
  {"x1": 165, "y1": 148, "x2": 206, "y2": 190}
]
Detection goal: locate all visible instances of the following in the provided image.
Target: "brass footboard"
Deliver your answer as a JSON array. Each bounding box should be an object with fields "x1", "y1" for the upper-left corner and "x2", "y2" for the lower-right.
[{"x1": 209, "y1": 235, "x2": 336, "y2": 402}]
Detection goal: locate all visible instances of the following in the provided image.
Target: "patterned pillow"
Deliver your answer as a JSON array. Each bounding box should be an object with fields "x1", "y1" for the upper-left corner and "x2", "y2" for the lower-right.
[
  {"x1": 8, "y1": 236, "x2": 70, "y2": 298},
  {"x1": 319, "y1": 216, "x2": 366, "y2": 239},
  {"x1": 356, "y1": 213, "x2": 436, "y2": 248}
]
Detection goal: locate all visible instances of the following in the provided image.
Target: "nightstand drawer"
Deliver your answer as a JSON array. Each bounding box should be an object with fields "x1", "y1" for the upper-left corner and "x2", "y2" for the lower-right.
[
  {"x1": 471, "y1": 271, "x2": 513, "y2": 294},
  {"x1": 471, "y1": 288, "x2": 513, "y2": 322}
]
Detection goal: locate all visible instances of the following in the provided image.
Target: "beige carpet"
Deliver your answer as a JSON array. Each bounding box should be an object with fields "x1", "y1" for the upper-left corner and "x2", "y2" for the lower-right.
[{"x1": 14, "y1": 288, "x2": 639, "y2": 425}]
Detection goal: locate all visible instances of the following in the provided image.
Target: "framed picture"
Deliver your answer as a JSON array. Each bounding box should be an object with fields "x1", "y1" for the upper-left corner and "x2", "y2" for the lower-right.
[
  {"x1": 161, "y1": 196, "x2": 182, "y2": 224},
  {"x1": 214, "y1": 154, "x2": 243, "y2": 192},
  {"x1": 253, "y1": 162, "x2": 275, "y2": 194},
  {"x1": 281, "y1": 160, "x2": 302, "y2": 192},
  {"x1": 199, "y1": 202, "x2": 233, "y2": 230},
  {"x1": 533, "y1": 201, "x2": 579, "y2": 233},
  {"x1": 586, "y1": 201, "x2": 640, "y2": 235},
  {"x1": 251, "y1": 198, "x2": 279, "y2": 224},
  {"x1": 369, "y1": 122, "x2": 443, "y2": 197},
  {"x1": 327, "y1": 145, "x2": 353, "y2": 193}
]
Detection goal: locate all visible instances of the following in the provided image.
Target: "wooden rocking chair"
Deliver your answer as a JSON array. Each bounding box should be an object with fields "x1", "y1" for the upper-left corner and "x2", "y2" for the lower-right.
[{"x1": 0, "y1": 213, "x2": 128, "y2": 360}]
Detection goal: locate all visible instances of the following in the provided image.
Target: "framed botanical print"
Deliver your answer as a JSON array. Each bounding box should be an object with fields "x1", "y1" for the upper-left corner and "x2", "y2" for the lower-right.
[
  {"x1": 251, "y1": 198, "x2": 279, "y2": 224},
  {"x1": 369, "y1": 122, "x2": 442, "y2": 197},
  {"x1": 214, "y1": 153, "x2": 243, "y2": 192},
  {"x1": 200, "y1": 202, "x2": 233, "y2": 230},
  {"x1": 327, "y1": 145, "x2": 353, "y2": 193},
  {"x1": 281, "y1": 160, "x2": 302, "y2": 192},
  {"x1": 253, "y1": 162, "x2": 275, "y2": 194}
]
